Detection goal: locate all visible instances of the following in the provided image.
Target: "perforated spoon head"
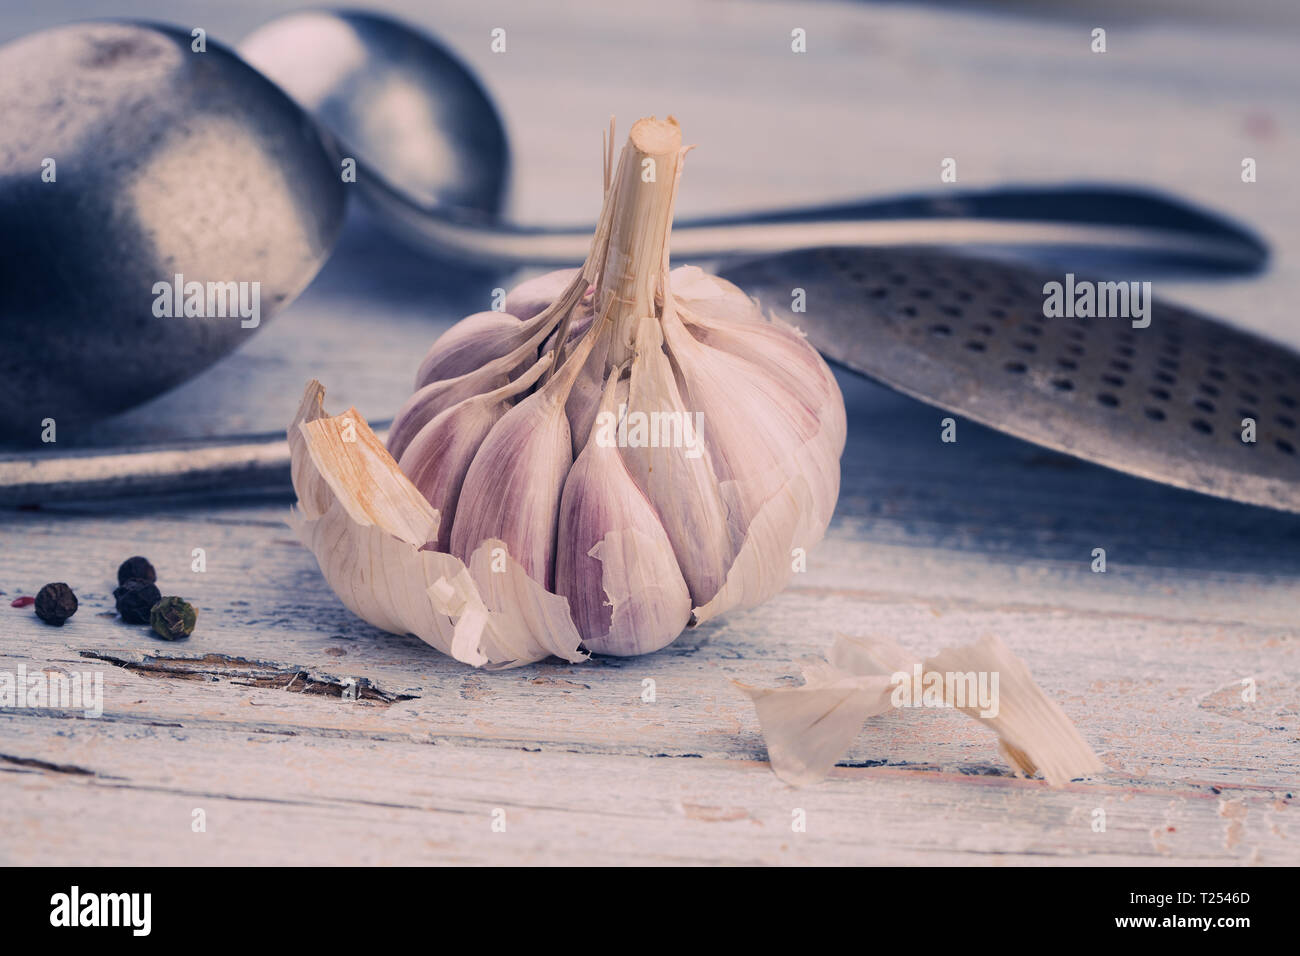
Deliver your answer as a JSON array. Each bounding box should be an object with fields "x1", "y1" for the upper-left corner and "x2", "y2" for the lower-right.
[{"x1": 723, "y1": 247, "x2": 1300, "y2": 512}]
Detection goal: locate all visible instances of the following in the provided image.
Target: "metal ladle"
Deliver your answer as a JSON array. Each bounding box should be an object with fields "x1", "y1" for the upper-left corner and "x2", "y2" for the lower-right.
[
  {"x1": 239, "y1": 9, "x2": 1267, "y2": 271},
  {"x1": 0, "y1": 21, "x2": 345, "y2": 442}
]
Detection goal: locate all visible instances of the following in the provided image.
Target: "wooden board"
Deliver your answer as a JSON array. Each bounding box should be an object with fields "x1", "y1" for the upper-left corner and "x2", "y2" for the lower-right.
[{"x1": 2, "y1": 373, "x2": 1297, "y2": 864}]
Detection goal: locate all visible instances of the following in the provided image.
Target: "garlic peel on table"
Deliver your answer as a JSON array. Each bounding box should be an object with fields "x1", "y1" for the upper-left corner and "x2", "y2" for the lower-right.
[
  {"x1": 288, "y1": 117, "x2": 846, "y2": 666},
  {"x1": 739, "y1": 634, "x2": 1104, "y2": 787}
]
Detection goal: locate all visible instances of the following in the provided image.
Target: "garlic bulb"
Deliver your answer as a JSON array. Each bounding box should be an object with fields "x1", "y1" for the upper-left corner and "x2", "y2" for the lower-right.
[{"x1": 289, "y1": 116, "x2": 846, "y2": 666}]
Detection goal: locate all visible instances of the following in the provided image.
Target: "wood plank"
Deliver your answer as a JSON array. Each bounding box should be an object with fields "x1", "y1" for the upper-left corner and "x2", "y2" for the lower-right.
[{"x1": 1, "y1": 714, "x2": 1293, "y2": 865}]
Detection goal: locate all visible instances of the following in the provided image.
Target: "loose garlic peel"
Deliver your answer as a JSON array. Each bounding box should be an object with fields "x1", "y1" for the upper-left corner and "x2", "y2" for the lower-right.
[
  {"x1": 739, "y1": 634, "x2": 1103, "y2": 787},
  {"x1": 288, "y1": 116, "x2": 846, "y2": 666},
  {"x1": 289, "y1": 382, "x2": 587, "y2": 669}
]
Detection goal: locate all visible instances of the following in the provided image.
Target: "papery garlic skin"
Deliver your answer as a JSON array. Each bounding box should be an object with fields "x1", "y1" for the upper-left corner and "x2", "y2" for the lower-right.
[
  {"x1": 288, "y1": 382, "x2": 586, "y2": 670},
  {"x1": 296, "y1": 116, "x2": 846, "y2": 664}
]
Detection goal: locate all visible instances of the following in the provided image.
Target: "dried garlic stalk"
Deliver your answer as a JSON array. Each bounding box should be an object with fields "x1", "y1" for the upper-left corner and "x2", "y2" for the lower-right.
[
  {"x1": 288, "y1": 116, "x2": 846, "y2": 666},
  {"x1": 739, "y1": 634, "x2": 1103, "y2": 787}
]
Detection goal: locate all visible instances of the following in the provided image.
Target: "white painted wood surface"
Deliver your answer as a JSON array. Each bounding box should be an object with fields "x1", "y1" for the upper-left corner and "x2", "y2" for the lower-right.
[
  {"x1": 1, "y1": 0, "x2": 1298, "y2": 864},
  {"x1": 3, "y1": 372, "x2": 1297, "y2": 864}
]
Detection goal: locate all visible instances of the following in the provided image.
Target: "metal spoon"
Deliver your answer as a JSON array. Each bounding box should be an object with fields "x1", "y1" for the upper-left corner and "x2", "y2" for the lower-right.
[
  {"x1": 0, "y1": 21, "x2": 345, "y2": 442},
  {"x1": 240, "y1": 9, "x2": 1268, "y2": 272}
]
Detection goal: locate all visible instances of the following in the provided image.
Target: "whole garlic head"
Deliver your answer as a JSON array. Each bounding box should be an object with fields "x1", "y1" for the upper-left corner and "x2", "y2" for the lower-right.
[{"x1": 289, "y1": 117, "x2": 845, "y2": 666}]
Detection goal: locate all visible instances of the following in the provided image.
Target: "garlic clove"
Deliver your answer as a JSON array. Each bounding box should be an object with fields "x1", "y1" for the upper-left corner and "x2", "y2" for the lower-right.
[
  {"x1": 504, "y1": 267, "x2": 583, "y2": 321},
  {"x1": 621, "y1": 313, "x2": 736, "y2": 606},
  {"x1": 692, "y1": 471, "x2": 823, "y2": 624},
  {"x1": 678, "y1": 301, "x2": 847, "y2": 458},
  {"x1": 399, "y1": 354, "x2": 553, "y2": 552},
  {"x1": 449, "y1": 320, "x2": 601, "y2": 589},
  {"x1": 680, "y1": 308, "x2": 847, "y2": 529},
  {"x1": 447, "y1": 389, "x2": 571, "y2": 588},
  {"x1": 556, "y1": 369, "x2": 691, "y2": 655},
  {"x1": 660, "y1": 299, "x2": 827, "y2": 544},
  {"x1": 582, "y1": 527, "x2": 691, "y2": 656},
  {"x1": 413, "y1": 311, "x2": 531, "y2": 390},
  {"x1": 387, "y1": 366, "x2": 510, "y2": 463},
  {"x1": 670, "y1": 265, "x2": 762, "y2": 325}
]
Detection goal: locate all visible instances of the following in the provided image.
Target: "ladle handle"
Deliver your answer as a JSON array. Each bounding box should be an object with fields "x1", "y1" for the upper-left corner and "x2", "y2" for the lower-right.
[{"x1": 359, "y1": 178, "x2": 1267, "y2": 271}]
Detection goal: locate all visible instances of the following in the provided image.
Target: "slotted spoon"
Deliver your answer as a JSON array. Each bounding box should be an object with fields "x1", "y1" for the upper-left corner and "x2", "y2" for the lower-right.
[{"x1": 721, "y1": 247, "x2": 1300, "y2": 513}]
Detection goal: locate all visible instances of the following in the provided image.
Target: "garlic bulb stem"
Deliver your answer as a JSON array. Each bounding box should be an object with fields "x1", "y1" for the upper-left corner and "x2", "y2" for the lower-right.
[{"x1": 596, "y1": 117, "x2": 683, "y2": 369}]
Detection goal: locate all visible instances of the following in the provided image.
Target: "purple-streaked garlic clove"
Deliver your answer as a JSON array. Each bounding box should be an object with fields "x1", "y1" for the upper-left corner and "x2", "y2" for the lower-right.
[
  {"x1": 399, "y1": 355, "x2": 553, "y2": 552},
  {"x1": 448, "y1": 320, "x2": 601, "y2": 589},
  {"x1": 556, "y1": 368, "x2": 691, "y2": 655},
  {"x1": 619, "y1": 313, "x2": 736, "y2": 605},
  {"x1": 660, "y1": 299, "x2": 837, "y2": 539},
  {"x1": 387, "y1": 367, "x2": 510, "y2": 463},
  {"x1": 504, "y1": 267, "x2": 582, "y2": 321},
  {"x1": 413, "y1": 311, "x2": 531, "y2": 390}
]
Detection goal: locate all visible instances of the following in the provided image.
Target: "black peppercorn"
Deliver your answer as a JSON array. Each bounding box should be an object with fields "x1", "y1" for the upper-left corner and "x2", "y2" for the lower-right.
[
  {"x1": 151, "y1": 596, "x2": 197, "y2": 640},
  {"x1": 114, "y1": 579, "x2": 162, "y2": 625},
  {"x1": 117, "y1": 555, "x2": 157, "y2": 586},
  {"x1": 34, "y1": 582, "x2": 78, "y2": 626}
]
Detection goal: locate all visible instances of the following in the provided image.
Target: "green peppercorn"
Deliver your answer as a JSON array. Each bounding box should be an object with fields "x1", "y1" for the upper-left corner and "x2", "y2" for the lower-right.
[
  {"x1": 116, "y1": 555, "x2": 157, "y2": 586},
  {"x1": 114, "y1": 579, "x2": 161, "y2": 625},
  {"x1": 34, "y1": 582, "x2": 78, "y2": 626},
  {"x1": 150, "y1": 596, "x2": 196, "y2": 640}
]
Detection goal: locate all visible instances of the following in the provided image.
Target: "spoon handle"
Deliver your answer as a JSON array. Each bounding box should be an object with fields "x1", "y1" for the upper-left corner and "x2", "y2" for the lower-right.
[
  {"x1": 0, "y1": 426, "x2": 386, "y2": 506},
  {"x1": 361, "y1": 179, "x2": 1267, "y2": 271}
]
